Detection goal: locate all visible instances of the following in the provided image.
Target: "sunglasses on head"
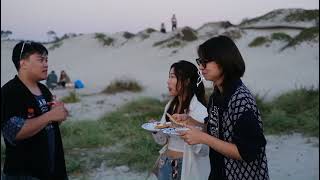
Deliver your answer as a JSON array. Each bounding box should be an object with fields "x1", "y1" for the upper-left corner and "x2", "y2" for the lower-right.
[
  {"x1": 19, "y1": 41, "x2": 32, "y2": 60},
  {"x1": 195, "y1": 58, "x2": 213, "y2": 68}
]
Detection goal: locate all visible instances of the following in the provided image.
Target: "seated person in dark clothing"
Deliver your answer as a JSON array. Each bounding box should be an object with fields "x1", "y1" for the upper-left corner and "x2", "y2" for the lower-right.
[
  {"x1": 58, "y1": 70, "x2": 71, "y2": 88},
  {"x1": 160, "y1": 23, "x2": 166, "y2": 33},
  {"x1": 46, "y1": 70, "x2": 58, "y2": 89}
]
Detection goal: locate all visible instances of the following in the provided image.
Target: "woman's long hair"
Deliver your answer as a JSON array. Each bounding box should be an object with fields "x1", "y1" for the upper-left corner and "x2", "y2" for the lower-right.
[{"x1": 166, "y1": 60, "x2": 206, "y2": 121}]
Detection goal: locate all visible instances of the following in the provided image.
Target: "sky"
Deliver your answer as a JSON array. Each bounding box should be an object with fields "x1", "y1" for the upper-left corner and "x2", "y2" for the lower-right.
[{"x1": 1, "y1": 0, "x2": 319, "y2": 42}]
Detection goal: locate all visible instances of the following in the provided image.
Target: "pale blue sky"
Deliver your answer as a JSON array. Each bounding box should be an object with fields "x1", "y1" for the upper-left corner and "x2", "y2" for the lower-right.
[{"x1": 1, "y1": 0, "x2": 319, "y2": 41}]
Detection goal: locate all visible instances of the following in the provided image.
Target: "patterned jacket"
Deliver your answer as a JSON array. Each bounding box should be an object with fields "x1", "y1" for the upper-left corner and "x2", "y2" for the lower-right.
[{"x1": 207, "y1": 80, "x2": 269, "y2": 180}]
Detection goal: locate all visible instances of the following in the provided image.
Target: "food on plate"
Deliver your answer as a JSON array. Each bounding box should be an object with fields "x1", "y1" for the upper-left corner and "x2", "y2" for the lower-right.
[
  {"x1": 155, "y1": 122, "x2": 171, "y2": 129},
  {"x1": 166, "y1": 113, "x2": 186, "y2": 126}
]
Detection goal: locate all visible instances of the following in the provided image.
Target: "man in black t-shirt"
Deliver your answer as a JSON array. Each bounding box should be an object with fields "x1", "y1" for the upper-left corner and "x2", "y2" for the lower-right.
[{"x1": 1, "y1": 41, "x2": 69, "y2": 180}]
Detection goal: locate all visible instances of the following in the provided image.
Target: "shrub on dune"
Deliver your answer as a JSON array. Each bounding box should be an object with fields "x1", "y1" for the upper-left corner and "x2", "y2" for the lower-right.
[
  {"x1": 102, "y1": 79, "x2": 143, "y2": 94},
  {"x1": 123, "y1": 31, "x2": 135, "y2": 39},
  {"x1": 271, "y1": 32, "x2": 292, "y2": 42},
  {"x1": 249, "y1": 36, "x2": 270, "y2": 47},
  {"x1": 61, "y1": 91, "x2": 81, "y2": 103},
  {"x1": 94, "y1": 33, "x2": 114, "y2": 46}
]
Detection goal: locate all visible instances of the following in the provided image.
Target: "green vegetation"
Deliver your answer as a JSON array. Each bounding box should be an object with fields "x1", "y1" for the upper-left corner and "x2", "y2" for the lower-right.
[
  {"x1": 61, "y1": 91, "x2": 81, "y2": 103},
  {"x1": 258, "y1": 87, "x2": 319, "y2": 137},
  {"x1": 48, "y1": 41, "x2": 63, "y2": 50},
  {"x1": 285, "y1": 9, "x2": 319, "y2": 22},
  {"x1": 60, "y1": 98, "x2": 165, "y2": 173},
  {"x1": 136, "y1": 28, "x2": 156, "y2": 40},
  {"x1": 146, "y1": 28, "x2": 156, "y2": 34},
  {"x1": 167, "y1": 40, "x2": 181, "y2": 48},
  {"x1": 222, "y1": 29, "x2": 242, "y2": 40},
  {"x1": 241, "y1": 9, "x2": 319, "y2": 26},
  {"x1": 248, "y1": 36, "x2": 270, "y2": 47},
  {"x1": 271, "y1": 32, "x2": 292, "y2": 42},
  {"x1": 180, "y1": 27, "x2": 198, "y2": 41},
  {"x1": 94, "y1": 33, "x2": 114, "y2": 46},
  {"x1": 123, "y1": 32, "x2": 135, "y2": 39},
  {"x1": 2, "y1": 88, "x2": 318, "y2": 174},
  {"x1": 240, "y1": 10, "x2": 283, "y2": 25},
  {"x1": 153, "y1": 27, "x2": 197, "y2": 48},
  {"x1": 102, "y1": 79, "x2": 143, "y2": 94},
  {"x1": 153, "y1": 38, "x2": 171, "y2": 47},
  {"x1": 286, "y1": 27, "x2": 319, "y2": 47}
]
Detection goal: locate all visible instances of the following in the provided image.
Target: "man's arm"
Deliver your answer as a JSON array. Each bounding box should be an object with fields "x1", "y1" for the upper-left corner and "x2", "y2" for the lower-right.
[{"x1": 16, "y1": 104, "x2": 68, "y2": 140}]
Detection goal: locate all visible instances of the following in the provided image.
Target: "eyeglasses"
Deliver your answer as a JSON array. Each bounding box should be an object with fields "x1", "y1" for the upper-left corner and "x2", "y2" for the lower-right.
[
  {"x1": 196, "y1": 57, "x2": 212, "y2": 69},
  {"x1": 19, "y1": 41, "x2": 32, "y2": 60}
]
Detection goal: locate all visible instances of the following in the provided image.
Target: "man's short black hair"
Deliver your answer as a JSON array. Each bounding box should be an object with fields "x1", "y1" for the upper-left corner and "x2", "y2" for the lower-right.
[{"x1": 12, "y1": 41, "x2": 48, "y2": 71}]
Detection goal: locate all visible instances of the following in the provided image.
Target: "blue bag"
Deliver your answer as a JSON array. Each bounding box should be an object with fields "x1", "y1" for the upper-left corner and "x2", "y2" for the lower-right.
[{"x1": 74, "y1": 80, "x2": 84, "y2": 89}]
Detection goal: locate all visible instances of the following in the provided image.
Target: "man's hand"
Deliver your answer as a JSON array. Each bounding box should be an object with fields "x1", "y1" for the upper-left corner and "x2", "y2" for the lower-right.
[{"x1": 46, "y1": 101, "x2": 68, "y2": 122}]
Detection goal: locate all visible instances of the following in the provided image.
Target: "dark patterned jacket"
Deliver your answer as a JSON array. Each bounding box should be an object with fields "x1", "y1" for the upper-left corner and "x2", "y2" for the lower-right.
[{"x1": 207, "y1": 80, "x2": 269, "y2": 180}]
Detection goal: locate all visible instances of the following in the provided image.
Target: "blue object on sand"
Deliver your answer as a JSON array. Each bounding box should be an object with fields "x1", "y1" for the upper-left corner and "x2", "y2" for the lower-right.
[{"x1": 74, "y1": 80, "x2": 84, "y2": 89}]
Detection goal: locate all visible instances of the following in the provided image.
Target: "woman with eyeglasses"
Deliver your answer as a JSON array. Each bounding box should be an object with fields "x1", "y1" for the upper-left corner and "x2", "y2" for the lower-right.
[
  {"x1": 174, "y1": 36, "x2": 269, "y2": 180},
  {"x1": 150, "y1": 60, "x2": 210, "y2": 180}
]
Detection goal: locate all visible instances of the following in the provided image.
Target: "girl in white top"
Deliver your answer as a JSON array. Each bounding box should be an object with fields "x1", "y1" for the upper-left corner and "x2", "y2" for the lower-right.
[{"x1": 151, "y1": 60, "x2": 210, "y2": 180}]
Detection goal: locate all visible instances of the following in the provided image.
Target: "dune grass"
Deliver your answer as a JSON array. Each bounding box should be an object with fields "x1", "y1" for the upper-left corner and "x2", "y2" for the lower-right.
[
  {"x1": 153, "y1": 27, "x2": 197, "y2": 48},
  {"x1": 285, "y1": 9, "x2": 319, "y2": 22},
  {"x1": 102, "y1": 79, "x2": 143, "y2": 94},
  {"x1": 94, "y1": 33, "x2": 114, "y2": 46},
  {"x1": 287, "y1": 27, "x2": 319, "y2": 46},
  {"x1": 1, "y1": 88, "x2": 318, "y2": 174},
  {"x1": 259, "y1": 87, "x2": 319, "y2": 137},
  {"x1": 60, "y1": 98, "x2": 165, "y2": 173},
  {"x1": 60, "y1": 91, "x2": 81, "y2": 103},
  {"x1": 123, "y1": 32, "x2": 135, "y2": 39},
  {"x1": 249, "y1": 36, "x2": 270, "y2": 47},
  {"x1": 271, "y1": 32, "x2": 292, "y2": 42}
]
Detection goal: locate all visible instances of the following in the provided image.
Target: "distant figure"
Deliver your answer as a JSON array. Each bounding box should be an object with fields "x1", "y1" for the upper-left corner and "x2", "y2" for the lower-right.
[
  {"x1": 46, "y1": 70, "x2": 58, "y2": 89},
  {"x1": 171, "y1": 14, "x2": 177, "y2": 31},
  {"x1": 160, "y1": 23, "x2": 166, "y2": 33},
  {"x1": 58, "y1": 70, "x2": 71, "y2": 88}
]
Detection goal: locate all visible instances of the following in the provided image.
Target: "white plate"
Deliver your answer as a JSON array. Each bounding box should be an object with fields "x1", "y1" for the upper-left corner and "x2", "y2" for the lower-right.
[
  {"x1": 141, "y1": 122, "x2": 171, "y2": 132},
  {"x1": 162, "y1": 127, "x2": 190, "y2": 135}
]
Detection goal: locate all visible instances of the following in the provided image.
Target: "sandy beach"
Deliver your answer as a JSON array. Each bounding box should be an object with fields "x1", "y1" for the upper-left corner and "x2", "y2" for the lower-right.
[{"x1": 1, "y1": 8, "x2": 319, "y2": 180}]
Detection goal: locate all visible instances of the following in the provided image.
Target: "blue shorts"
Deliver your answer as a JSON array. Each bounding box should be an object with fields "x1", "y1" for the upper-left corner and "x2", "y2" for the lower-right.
[{"x1": 158, "y1": 155, "x2": 183, "y2": 180}]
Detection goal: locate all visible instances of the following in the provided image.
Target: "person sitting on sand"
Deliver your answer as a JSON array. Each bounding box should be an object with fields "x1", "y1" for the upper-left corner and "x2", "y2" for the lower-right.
[
  {"x1": 58, "y1": 70, "x2": 72, "y2": 88},
  {"x1": 160, "y1": 23, "x2": 166, "y2": 33},
  {"x1": 150, "y1": 60, "x2": 210, "y2": 180},
  {"x1": 46, "y1": 70, "x2": 58, "y2": 89}
]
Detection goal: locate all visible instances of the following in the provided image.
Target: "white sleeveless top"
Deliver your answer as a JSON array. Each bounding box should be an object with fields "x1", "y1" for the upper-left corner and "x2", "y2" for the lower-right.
[
  {"x1": 152, "y1": 95, "x2": 211, "y2": 180},
  {"x1": 168, "y1": 133, "x2": 185, "y2": 152}
]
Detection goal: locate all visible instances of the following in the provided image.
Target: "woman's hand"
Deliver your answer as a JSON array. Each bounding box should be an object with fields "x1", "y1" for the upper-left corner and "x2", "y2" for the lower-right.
[
  {"x1": 172, "y1": 113, "x2": 189, "y2": 122},
  {"x1": 148, "y1": 119, "x2": 157, "y2": 123},
  {"x1": 178, "y1": 125, "x2": 207, "y2": 145}
]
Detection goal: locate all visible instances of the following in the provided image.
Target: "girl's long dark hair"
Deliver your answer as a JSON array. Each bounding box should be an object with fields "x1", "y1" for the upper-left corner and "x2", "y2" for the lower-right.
[{"x1": 166, "y1": 60, "x2": 206, "y2": 121}]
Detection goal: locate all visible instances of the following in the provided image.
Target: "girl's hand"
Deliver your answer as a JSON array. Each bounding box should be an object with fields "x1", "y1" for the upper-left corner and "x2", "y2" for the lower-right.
[
  {"x1": 178, "y1": 125, "x2": 206, "y2": 145},
  {"x1": 148, "y1": 119, "x2": 157, "y2": 123},
  {"x1": 172, "y1": 113, "x2": 189, "y2": 122}
]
